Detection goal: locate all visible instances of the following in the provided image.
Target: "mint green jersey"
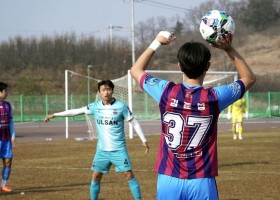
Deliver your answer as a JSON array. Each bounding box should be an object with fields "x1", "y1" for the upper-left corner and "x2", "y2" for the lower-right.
[{"x1": 86, "y1": 99, "x2": 133, "y2": 151}]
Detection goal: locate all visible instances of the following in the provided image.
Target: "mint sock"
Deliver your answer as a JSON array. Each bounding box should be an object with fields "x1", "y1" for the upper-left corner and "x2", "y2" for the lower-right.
[
  {"x1": 90, "y1": 180, "x2": 100, "y2": 200},
  {"x1": 128, "y1": 177, "x2": 142, "y2": 200}
]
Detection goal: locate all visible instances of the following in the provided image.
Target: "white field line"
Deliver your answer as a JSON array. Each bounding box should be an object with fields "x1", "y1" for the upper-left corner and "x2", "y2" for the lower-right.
[{"x1": 14, "y1": 166, "x2": 280, "y2": 175}]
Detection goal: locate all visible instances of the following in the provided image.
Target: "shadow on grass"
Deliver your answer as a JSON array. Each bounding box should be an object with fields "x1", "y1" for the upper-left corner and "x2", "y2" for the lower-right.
[
  {"x1": 0, "y1": 182, "x2": 88, "y2": 197},
  {"x1": 0, "y1": 179, "x2": 123, "y2": 198},
  {"x1": 220, "y1": 161, "x2": 269, "y2": 167}
]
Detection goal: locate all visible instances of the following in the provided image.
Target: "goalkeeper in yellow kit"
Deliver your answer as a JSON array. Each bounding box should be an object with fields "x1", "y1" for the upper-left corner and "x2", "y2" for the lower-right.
[{"x1": 227, "y1": 96, "x2": 248, "y2": 140}]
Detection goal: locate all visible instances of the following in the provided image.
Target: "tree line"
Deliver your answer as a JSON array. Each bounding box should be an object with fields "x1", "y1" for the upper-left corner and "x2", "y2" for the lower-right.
[{"x1": 0, "y1": 0, "x2": 279, "y2": 94}]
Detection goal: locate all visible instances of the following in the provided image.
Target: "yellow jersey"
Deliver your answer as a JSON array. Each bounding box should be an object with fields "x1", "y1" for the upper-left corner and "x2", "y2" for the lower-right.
[{"x1": 228, "y1": 97, "x2": 248, "y2": 115}]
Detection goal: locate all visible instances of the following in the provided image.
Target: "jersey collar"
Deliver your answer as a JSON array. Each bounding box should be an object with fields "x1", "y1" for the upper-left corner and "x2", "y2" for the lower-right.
[{"x1": 102, "y1": 98, "x2": 116, "y2": 105}]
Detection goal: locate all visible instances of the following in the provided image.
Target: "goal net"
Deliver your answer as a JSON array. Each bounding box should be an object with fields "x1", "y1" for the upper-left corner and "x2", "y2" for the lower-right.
[{"x1": 65, "y1": 70, "x2": 237, "y2": 139}]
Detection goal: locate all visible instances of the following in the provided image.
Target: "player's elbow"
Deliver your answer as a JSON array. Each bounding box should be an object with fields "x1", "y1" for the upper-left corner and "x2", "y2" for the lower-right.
[
  {"x1": 130, "y1": 66, "x2": 139, "y2": 76},
  {"x1": 130, "y1": 67, "x2": 143, "y2": 83},
  {"x1": 243, "y1": 75, "x2": 256, "y2": 91},
  {"x1": 130, "y1": 67, "x2": 137, "y2": 77}
]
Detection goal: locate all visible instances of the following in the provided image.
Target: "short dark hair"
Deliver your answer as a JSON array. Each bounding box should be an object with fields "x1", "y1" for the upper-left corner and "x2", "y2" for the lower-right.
[
  {"x1": 97, "y1": 80, "x2": 114, "y2": 91},
  {"x1": 177, "y1": 42, "x2": 211, "y2": 79},
  {"x1": 0, "y1": 82, "x2": 8, "y2": 92}
]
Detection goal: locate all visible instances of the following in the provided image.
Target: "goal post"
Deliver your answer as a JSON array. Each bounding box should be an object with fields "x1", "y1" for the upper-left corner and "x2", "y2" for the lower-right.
[{"x1": 65, "y1": 70, "x2": 100, "y2": 139}]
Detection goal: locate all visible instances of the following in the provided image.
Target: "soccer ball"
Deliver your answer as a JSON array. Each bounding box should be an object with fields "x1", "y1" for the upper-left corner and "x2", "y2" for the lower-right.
[{"x1": 199, "y1": 10, "x2": 235, "y2": 44}]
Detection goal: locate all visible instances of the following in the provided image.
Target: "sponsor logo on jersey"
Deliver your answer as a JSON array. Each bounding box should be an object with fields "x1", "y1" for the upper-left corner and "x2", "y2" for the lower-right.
[
  {"x1": 96, "y1": 119, "x2": 118, "y2": 125},
  {"x1": 175, "y1": 150, "x2": 202, "y2": 158}
]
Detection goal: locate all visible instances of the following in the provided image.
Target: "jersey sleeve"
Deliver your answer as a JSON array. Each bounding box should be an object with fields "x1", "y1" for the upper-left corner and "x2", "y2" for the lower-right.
[
  {"x1": 54, "y1": 106, "x2": 87, "y2": 116},
  {"x1": 86, "y1": 103, "x2": 95, "y2": 115},
  {"x1": 140, "y1": 73, "x2": 170, "y2": 104},
  {"x1": 9, "y1": 106, "x2": 16, "y2": 138},
  {"x1": 214, "y1": 80, "x2": 245, "y2": 112},
  {"x1": 123, "y1": 104, "x2": 134, "y2": 121}
]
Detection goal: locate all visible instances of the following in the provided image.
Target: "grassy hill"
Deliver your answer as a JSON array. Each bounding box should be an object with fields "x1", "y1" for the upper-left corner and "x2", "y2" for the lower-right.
[{"x1": 1, "y1": 33, "x2": 279, "y2": 94}]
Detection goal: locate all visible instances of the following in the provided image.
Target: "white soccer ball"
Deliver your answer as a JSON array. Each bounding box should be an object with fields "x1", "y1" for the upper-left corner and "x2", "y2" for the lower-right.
[{"x1": 199, "y1": 10, "x2": 235, "y2": 44}]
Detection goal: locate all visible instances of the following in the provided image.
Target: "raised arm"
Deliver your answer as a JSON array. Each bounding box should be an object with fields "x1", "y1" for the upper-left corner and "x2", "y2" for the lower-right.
[
  {"x1": 130, "y1": 31, "x2": 176, "y2": 85},
  {"x1": 213, "y1": 33, "x2": 256, "y2": 91},
  {"x1": 44, "y1": 107, "x2": 87, "y2": 123}
]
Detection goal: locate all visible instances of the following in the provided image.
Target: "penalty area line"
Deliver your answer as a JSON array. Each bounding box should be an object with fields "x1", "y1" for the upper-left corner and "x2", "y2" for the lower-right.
[{"x1": 220, "y1": 170, "x2": 280, "y2": 175}]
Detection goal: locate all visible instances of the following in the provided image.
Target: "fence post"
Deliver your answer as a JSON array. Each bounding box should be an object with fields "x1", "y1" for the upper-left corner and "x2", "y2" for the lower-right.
[
  {"x1": 268, "y1": 91, "x2": 271, "y2": 118},
  {"x1": 45, "y1": 94, "x2": 48, "y2": 116},
  {"x1": 20, "y1": 95, "x2": 23, "y2": 122}
]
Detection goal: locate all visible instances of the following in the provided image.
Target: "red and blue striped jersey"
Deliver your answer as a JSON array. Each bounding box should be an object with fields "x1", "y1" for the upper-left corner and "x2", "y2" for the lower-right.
[
  {"x1": 140, "y1": 73, "x2": 244, "y2": 179},
  {"x1": 0, "y1": 101, "x2": 12, "y2": 141}
]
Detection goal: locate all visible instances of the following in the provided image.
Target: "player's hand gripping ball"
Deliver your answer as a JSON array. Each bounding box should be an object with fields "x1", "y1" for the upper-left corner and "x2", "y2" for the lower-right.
[{"x1": 199, "y1": 10, "x2": 235, "y2": 44}]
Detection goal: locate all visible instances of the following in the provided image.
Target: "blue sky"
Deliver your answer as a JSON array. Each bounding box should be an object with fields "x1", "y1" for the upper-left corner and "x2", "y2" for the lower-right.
[{"x1": 0, "y1": 0, "x2": 206, "y2": 42}]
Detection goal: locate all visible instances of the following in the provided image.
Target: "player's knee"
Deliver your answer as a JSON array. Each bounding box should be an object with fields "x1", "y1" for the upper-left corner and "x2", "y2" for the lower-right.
[
  {"x1": 123, "y1": 170, "x2": 134, "y2": 180},
  {"x1": 92, "y1": 172, "x2": 103, "y2": 181},
  {"x1": 4, "y1": 159, "x2": 12, "y2": 167}
]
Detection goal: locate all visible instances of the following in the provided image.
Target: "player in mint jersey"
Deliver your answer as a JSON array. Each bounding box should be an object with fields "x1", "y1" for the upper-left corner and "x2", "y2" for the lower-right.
[
  {"x1": 44, "y1": 80, "x2": 149, "y2": 200},
  {"x1": 0, "y1": 82, "x2": 16, "y2": 193},
  {"x1": 130, "y1": 31, "x2": 256, "y2": 199}
]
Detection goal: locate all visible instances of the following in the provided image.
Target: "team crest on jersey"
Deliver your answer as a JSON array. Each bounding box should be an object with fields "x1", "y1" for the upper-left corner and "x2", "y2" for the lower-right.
[
  {"x1": 113, "y1": 109, "x2": 118, "y2": 115},
  {"x1": 197, "y1": 103, "x2": 205, "y2": 110},
  {"x1": 185, "y1": 92, "x2": 192, "y2": 99},
  {"x1": 144, "y1": 74, "x2": 152, "y2": 83},
  {"x1": 92, "y1": 162, "x2": 96, "y2": 167},
  {"x1": 147, "y1": 78, "x2": 159, "y2": 86}
]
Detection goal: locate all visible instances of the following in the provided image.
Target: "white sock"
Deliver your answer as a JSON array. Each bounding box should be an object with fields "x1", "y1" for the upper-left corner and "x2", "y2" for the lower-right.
[{"x1": 1, "y1": 179, "x2": 7, "y2": 187}]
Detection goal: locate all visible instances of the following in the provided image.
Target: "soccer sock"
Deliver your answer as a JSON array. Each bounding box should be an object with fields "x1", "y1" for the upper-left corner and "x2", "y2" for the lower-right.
[
  {"x1": 128, "y1": 177, "x2": 142, "y2": 200},
  {"x1": 90, "y1": 180, "x2": 100, "y2": 200},
  {"x1": 2, "y1": 167, "x2": 11, "y2": 186},
  {"x1": 239, "y1": 124, "x2": 243, "y2": 137},
  {"x1": 232, "y1": 124, "x2": 236, "y2": 135}
]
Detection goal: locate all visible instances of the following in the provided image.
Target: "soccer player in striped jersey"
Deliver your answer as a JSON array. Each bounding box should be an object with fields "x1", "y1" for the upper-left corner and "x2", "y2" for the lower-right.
[
  {"x1": 44, "y1": 80, "x2": 149, "y2": 200},
  {"x1": 0, "y1": 82, "x2": 16, "y2": 193},
  {"x1": 130, "y1": 31, "x2": 256, "y2": 199}
]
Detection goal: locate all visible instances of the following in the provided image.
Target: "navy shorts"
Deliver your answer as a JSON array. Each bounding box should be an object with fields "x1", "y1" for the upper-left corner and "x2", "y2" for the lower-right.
[{"x1": 0, "y1": 140, "x2": 13, "y2": 158}]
